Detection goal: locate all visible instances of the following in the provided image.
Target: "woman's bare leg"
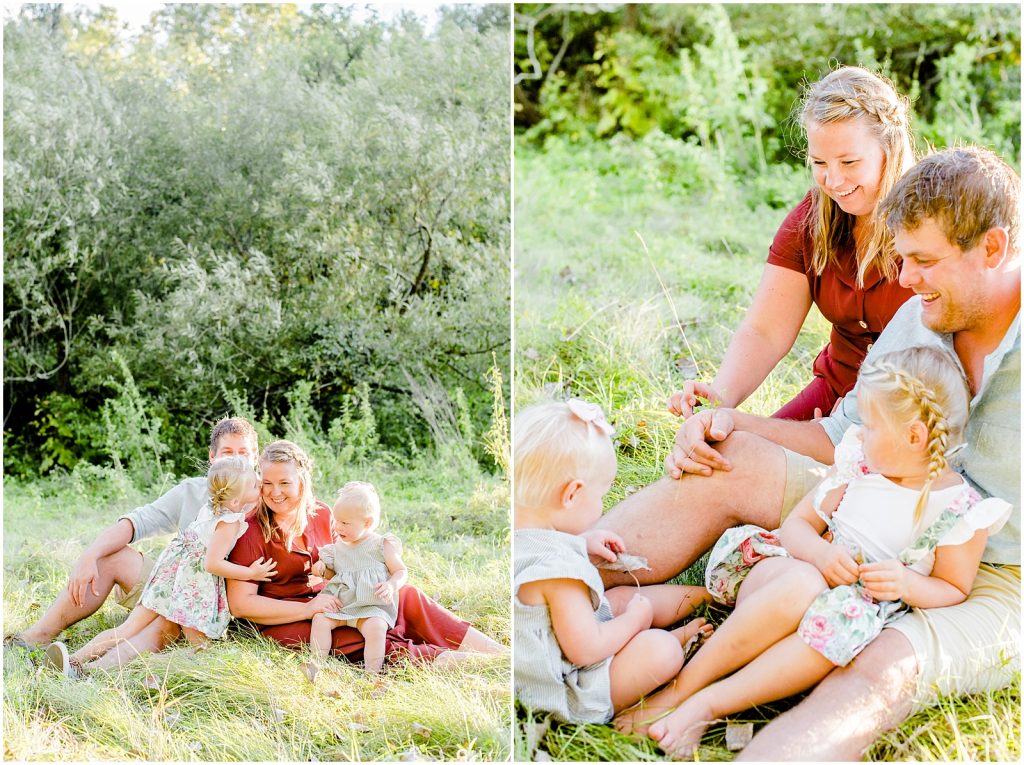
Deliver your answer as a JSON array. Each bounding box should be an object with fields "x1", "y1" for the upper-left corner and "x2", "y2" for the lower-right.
[{"x1": 456, "y1": 626, "x2": 507, "y2": 655}]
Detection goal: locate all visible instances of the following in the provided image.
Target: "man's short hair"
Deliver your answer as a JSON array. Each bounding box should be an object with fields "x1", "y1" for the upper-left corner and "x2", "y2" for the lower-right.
[
  {"x1": 879, "y1": 146, "x2": 1020, "y2": 252},
  {"x1": 209, "y1": 416, "x2": 258, "y2": 454}
]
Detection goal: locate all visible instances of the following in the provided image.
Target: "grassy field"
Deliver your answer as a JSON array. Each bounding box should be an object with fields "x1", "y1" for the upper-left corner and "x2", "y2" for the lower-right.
[
  {"x1": 3, "y1": 455, "x2": 511, "y2": 761},
  {"x1": 513, "y1": 135, "x2": 1021, "y2": 761}
]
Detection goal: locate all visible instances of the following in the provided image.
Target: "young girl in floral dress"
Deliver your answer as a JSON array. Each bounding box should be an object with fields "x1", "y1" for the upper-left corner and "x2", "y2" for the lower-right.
[
  {"x1": 45, "y1": 457, "x2": 277, "y2": 676},
  {"x1": 617, "y1": 347, "x2": 1011, "y2": 757}
]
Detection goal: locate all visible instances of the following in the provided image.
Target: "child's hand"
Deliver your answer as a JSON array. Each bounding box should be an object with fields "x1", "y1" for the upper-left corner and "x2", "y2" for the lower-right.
[
  {"x1": 374, "y1": 580, "x2": 397, "y2": 604},
  {"x1": 624, "y1": 593, "x2": 654, "y2": 630},
  {"x1": 310, "y1": 560, "x2": 326, "y2": 578},
  {"x1": 858, "y1": 559, "x2": 908, "y2": 602},
  {"x1": 246, "y1": 556, "x2": 278, "y2": 582},
  {"x1": 580, "y1": 528, "x2": 625, "y2": 563},
  {"x1": 814, "y1": 545, "x2": 859, "y2": 588}
]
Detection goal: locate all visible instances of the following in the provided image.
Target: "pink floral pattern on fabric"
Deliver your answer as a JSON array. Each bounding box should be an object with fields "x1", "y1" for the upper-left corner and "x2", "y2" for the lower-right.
[
  {"x1": 140, "y1": 530, "x2": 231, "y2": 639},
  {"x1": 704, "y1": 525, "x2": 790, "y2": 607}
]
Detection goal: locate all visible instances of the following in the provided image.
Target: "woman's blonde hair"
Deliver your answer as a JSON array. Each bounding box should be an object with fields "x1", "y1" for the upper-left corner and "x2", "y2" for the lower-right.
[
  {"x1": 857, "y1": 347, "x2": 970, "y2": 525},
  {"x1": 207, "y1": 456, "x2": 254, "y2": 515},
  {"x1": 799, "y1": 66, "x2": 915, "y2": 286},
  {"x1": 513, "y1": 400, "x2": 615, "y2": 511},
  {"x1": 254, "y1": 439, "x2": 317, "y2": 550},
  {"x1": 335, "y1": 481, "x2": 382, "y2": 531}
]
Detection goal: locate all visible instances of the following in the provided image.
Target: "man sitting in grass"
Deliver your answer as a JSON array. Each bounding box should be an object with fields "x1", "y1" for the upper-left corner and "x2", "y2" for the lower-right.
[
  {"x1": 5, "y1": 416, "x2": 259, "y2": 656},
  {"x1": 596, "y1": 146, "x2": 1019, "y2": 759}
]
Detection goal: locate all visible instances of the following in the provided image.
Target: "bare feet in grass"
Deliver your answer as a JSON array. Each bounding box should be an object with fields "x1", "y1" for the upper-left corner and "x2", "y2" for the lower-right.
[
  {"x1": 613, "y1": 619, "x2": 714, "y2": 737},
  {"x1": 300, "y1": 661, "x2": 319, "y2": 684},
  {"x1": 670, "y1": 617, "x2": 714, "y2": 650},
  {"x1": 647, "y1": 694, "x2": 715, "y2": 760}
]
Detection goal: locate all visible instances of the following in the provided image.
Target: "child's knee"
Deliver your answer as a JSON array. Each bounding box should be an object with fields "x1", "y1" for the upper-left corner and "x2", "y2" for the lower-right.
[
  {"x1": 781, "y1": 562, "x2": 829, "y2": 609},
  {"x1": 633, "y1": 629, "x2": 685, "y2": 680},
  {"x1": 361, "y1": 618, "x2": 387, "y2": 638}
]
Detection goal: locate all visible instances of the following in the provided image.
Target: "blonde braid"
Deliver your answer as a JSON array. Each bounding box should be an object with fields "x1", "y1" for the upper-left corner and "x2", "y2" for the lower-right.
[{"x1": 860, "y1": 350, "x2": 966, "y2": 526}]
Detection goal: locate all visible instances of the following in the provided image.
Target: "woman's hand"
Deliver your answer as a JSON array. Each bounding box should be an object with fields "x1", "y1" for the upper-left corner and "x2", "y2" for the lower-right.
[
  {"x1": 814, "y1": 545, "x2": 860, "y2": 588},
  {"x1": 668, "y1": 381, "x2": 723, "y2": 419},
  {"x1": 374, "y1": 580, "x2": 398, "y2": 604},
  {"x1": 859, "y1": 559, "x2": 909, "y2": 602},
  {"x1": 664, "y1": 408, "x2": 735, "y2": 479},
  {"x1": 304, "y1": 592, "x2": 342, "y2": 618},
  {"x1": 245, "y1": 556, "x2": 278, "y2": 582},
  {"x1": 579, "y1": 528, "x2": 625, "y2": 563}
]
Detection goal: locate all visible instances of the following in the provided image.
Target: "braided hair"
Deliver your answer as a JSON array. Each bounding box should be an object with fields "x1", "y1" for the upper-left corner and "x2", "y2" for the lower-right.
[
  {"x1": 799, "y1": 66, "x2": 916, "y2": 286},
  {"x1": 857, "y1": 347, "x2": 970, "y2": 525},
  {"x1": 207, "y1": 456, "x2": 255, "y2": 516},
  {"x1": 254, "y1": 440, "x2": 317, "y2": 550}
]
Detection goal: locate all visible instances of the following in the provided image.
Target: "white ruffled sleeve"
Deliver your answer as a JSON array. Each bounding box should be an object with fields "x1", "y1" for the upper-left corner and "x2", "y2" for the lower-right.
[
  {"x1": 936, "y1": 496, "x2": 1013, "y2": 548},
  {"x1": 213, "y1": 510, "x2": 248, "y2": 543}
]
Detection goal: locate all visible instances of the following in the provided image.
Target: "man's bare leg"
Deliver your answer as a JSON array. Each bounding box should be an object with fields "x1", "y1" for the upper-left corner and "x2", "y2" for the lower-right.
[
  {"x1": 736, "y1": 629, "x2": 918, "y2": 761},
  {"x1": 20, "y1": 547, "x2": 145, "y2": 646},
  {"x1": 596, "y1": 432, "x2": 787, "y2": 586}
]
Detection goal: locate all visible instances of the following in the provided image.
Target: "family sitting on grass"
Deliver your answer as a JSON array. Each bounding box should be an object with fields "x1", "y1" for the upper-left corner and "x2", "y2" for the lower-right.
[
  {"x1": 514, "y1": 141, "x2": 1019, "y2": 757},
  {"x1": 7, "y1": 418, "x2": 504, "y2": 682}
]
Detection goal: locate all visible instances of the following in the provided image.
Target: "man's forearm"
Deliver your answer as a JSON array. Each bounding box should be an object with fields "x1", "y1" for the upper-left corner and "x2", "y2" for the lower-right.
[
  {"x1": 731, "y1": 410, "x2": 836, "y2": 465},
  {"x1": 81, "y1": 519, "x2": 136, "y2": 561}
]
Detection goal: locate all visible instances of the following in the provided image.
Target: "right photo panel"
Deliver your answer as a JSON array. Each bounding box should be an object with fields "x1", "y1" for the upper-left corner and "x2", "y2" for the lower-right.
[{"x1": 512, "y1": 4, "x2": 1021, "y2": 762}]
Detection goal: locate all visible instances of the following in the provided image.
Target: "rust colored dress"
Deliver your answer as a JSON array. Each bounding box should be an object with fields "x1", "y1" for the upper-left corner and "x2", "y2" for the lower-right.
[
  {"x1": 227, "y1": 501, "x2": 469, "y2": 662},
  {"x1": 765, "y1": 191, "x2": 914, "y2": 419}
]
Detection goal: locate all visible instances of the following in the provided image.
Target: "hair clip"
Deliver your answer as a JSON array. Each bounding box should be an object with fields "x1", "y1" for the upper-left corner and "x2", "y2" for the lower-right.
[{"x1": 566, "y1": 399, "x2": 615, "y2": 436}]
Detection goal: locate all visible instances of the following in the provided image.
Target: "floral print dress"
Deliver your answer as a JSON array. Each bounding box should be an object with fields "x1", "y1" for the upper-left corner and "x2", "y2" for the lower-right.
[
  {"x1": 705, "y1": 427, "x2": 1011, "y2": 666},
  {"x1": 140, "y1": 503, "x2": 247, "y2": 639}
]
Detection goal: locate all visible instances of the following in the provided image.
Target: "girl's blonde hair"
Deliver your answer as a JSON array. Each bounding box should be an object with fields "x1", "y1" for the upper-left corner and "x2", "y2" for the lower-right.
[
  {"x1": 207, "y1": 456, "x2": 254, "y2": 515},
  {"x1": 513, "y1": 400, "x2": 615, "y2": 510},
  {"x1": 335, "y1": 481, "x2": 382, "y2": 531},
  {"x1": 254, "y1": 439, "x2": 317, "y2": 550},
  {"x1": 799, "y1": 66, "x2": 915, "y2": 286},
  {"x1": 857, "y1": 347, "x2": 970, "y2": 525}
]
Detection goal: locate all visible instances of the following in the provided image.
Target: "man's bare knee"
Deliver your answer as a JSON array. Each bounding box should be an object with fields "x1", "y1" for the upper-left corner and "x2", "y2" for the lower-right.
[{"x1": 100, "y1": 546, "x2": 144, "y2": 592}]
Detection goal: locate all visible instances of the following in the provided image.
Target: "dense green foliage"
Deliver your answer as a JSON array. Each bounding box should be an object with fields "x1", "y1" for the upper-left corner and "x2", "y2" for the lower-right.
[
  {"x1": 4, "y1": 4, "x2": 510, "y2": 479},
  {"x1": 515, "y1": 3, "x2": 1021, "y2": 169}
]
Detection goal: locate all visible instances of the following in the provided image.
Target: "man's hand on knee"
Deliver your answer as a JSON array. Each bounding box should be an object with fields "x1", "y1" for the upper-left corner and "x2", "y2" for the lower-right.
[
  {"x1": 665, "y1": 408, "x2": 736, "y2": 479},
  {"x1": 68, "y1": 553, "x2": 101, "y2": 607}
]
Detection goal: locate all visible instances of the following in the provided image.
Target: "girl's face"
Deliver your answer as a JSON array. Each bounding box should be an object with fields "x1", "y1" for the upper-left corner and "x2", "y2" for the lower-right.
[
  {"x1": 333, "y1": 501, "x2": 372, "y2": 543},
  {"x1": 857, "y1": 393, "x2": 927, "y2": 484},
  {"x1": 260, "y1": 460, "x2": 303, "y2": 516},
  {"x1": 239, "y1": 471, "x2": 260, "y2": 507},
  {"x1": 557, "y1": 446, "x2": 617, "y2": 535},
  {"x1": 806, "y1": 117, "x2": 886, "y2": 219}
]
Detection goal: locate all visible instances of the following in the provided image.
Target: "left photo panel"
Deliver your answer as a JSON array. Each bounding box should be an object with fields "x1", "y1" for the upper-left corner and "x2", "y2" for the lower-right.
[{"x1": 3, "y1": 4, "x2": 512, "y2": 761}]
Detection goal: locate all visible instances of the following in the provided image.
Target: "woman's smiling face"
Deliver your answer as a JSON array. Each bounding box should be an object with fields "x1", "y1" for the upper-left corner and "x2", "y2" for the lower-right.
[
  {"x1": 806, "y1": 116, "x2": 886, "y2": 218},
  {"x1": 260, "y1": 460, "x2": 302, "y2": 515}
]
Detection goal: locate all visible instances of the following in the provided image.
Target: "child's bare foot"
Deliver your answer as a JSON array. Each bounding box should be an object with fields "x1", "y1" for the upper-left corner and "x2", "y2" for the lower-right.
[
  {"x1": 647, "y1": 696, "x2": 715, "y2": 759},
  {"x1": 613, "y1": 702, "x2": 676, "y2": 738},
  {"x1": 300, "y1": 661, "x2": 319, "y2": 684},
  {"x1": 670, "y1": 618, "x2": 713, "y2": 647}
]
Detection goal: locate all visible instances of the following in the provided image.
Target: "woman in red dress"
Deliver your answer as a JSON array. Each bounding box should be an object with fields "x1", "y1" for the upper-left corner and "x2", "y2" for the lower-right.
[
  {"x1": 227, "y1": 440, "x2": 502, "y2": 664},
  {"x1": 669, "y1": 67, "x2": 915, "y2": 422}
]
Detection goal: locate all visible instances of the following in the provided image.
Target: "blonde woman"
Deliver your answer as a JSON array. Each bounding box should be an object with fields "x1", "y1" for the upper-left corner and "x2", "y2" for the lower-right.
[
  {"x1": 669, "y1": 66, "x2": 915, "y2": 427},
  {"x1": 226, "y1": 441, "x2": 503, "y2": 663}
]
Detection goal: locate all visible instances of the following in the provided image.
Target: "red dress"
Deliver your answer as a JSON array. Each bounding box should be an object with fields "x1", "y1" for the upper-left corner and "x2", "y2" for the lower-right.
[
  {"x1": 227, "y1": 501, "x2": 469, "y2": 662},
  {"x1": 765, "y1": 192, "x2": 913, "y2": 420}
]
